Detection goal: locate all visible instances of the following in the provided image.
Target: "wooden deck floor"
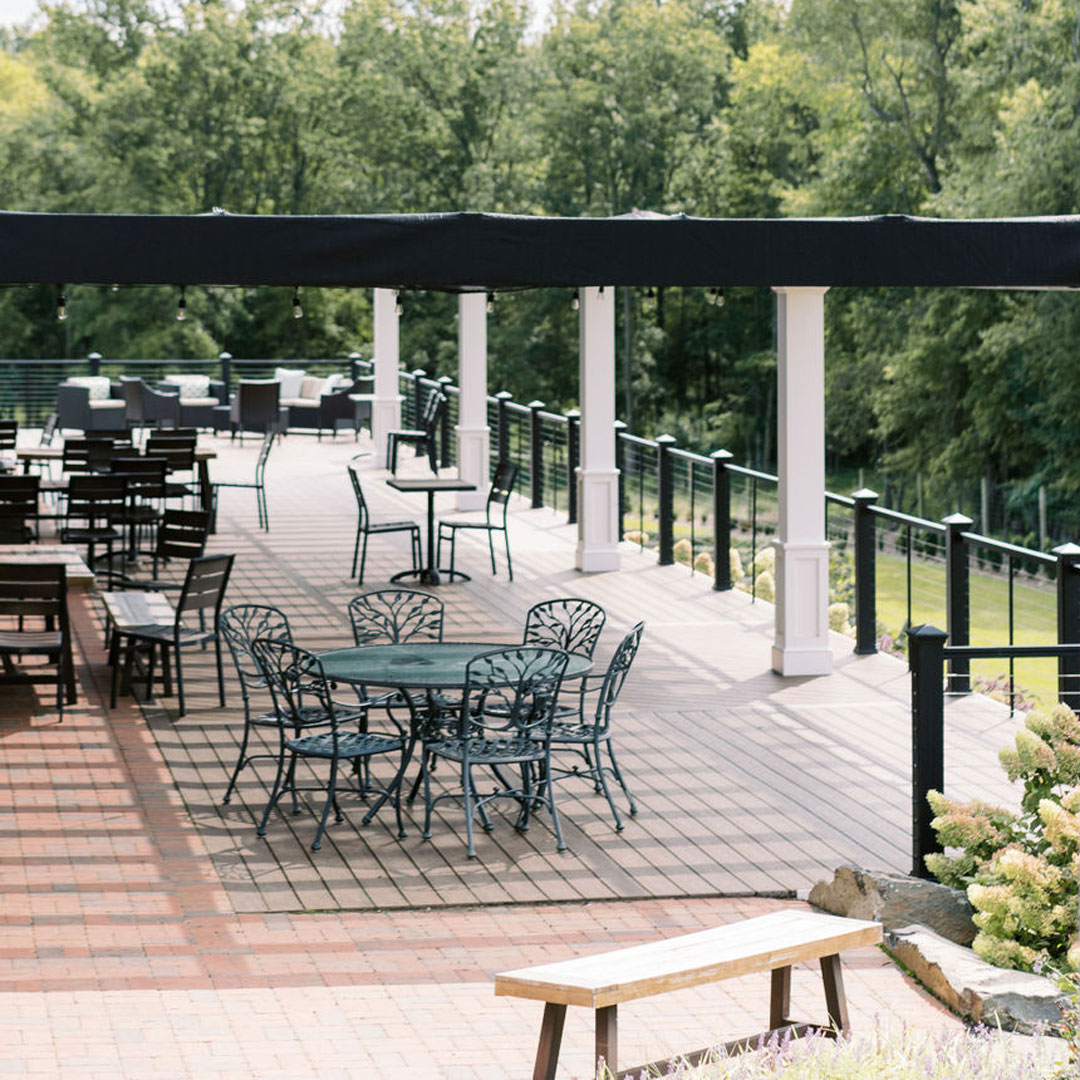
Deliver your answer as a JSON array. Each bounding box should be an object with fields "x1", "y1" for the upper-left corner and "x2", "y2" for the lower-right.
[{"x1": 69, "y1": 431, "x2": 1024, "y2": 914}]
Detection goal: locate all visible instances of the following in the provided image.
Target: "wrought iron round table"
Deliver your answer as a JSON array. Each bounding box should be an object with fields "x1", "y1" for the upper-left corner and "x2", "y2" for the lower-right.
[
  {"x1": 317, "y1": 641, "x2": 592, "y2": 691},
  {"x1": 317, "y1": 642, "x2": 593, "y2": 829}
]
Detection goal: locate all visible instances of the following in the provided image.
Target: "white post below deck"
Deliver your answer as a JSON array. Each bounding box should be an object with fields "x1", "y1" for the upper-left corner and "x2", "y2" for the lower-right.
[
  {"x1": 456, "y1": 293, "x2": 490, "y2": 510},
  {"x1": 371, "y1": 288, "x2": 403, "y2": 469},
  {"x1": 772, "y1": 286, "x2": 832, "y2": 676},
  {"x1": 576, "y1": 285, "x2": 620, "y2": 572}
]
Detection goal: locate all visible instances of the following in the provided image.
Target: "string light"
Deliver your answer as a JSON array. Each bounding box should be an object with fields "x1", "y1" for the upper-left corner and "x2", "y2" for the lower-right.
[
  {"x1": 56, "y1": 286, "x2": 67, "y2": 322},
  {"x1": 292, "y1": 286, "x2": 303, "y2": 319},
  {"x1": 645, "y1": 287, "x2": 655, "y2": 299},
  {"x1": 176, "y1": 285, "x2": 186, "y2": 321},
  {"x1": 486, "y1": 291, "x2": 496, "y2": 314},
  {"x1": 707, "y1": 287, "x2": 725, "y2": 307},
  {"x1": 571, "y1": 289, "x2": 580, "y2": 311},
  {"x1": 394, "y1": 291, "x2": 403, "y2": 316},
  {"x1": 111, "y1": 283, "x2": 120, "y2": 293}
]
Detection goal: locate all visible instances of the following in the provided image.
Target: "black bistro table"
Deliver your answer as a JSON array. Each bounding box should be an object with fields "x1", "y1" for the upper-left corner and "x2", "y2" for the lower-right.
[{"x1": 386, "y1": 476, "x2": 476, "y2": 585}]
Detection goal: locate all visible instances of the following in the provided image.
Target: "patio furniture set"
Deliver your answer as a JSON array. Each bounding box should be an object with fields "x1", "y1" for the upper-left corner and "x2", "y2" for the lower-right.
[
  {"x1": 220, "y1": 588, "x2": 645, "y2": 856},
  {"x1": 56, "y1": 365, "x2": 371, "y2": 440}
]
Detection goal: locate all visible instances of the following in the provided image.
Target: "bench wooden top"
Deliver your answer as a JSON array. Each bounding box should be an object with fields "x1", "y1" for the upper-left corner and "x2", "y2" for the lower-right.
[
  {"x1": 494, "y1": 910, "x2": 882, "y2": 1010},
  {"x1": 0, "y1": 546, "x2": 94, "y2": 587},
  {"x1": 101, "y1": 590, "x2": 175, "y2": 630}
]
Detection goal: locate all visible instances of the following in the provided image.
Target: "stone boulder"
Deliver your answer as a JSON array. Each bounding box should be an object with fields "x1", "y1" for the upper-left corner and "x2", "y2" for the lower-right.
[
  {"x1": 886, "y1": 925, "x2": 1064, "y2": 1035},
  {"x1": 809, "y1": 864, "x2": 975, "y2": 945}
]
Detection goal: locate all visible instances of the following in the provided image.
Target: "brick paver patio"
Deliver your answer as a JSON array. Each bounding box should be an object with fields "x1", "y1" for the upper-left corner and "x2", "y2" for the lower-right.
[{"x1": 0, "y1": 429, "x2": 1031, "y2": 1076}]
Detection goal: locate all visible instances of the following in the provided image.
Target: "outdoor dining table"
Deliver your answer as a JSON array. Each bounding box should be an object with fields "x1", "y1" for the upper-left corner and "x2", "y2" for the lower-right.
[
  {"x1": 317, "y1": 640, "x2": 594, "y2": 823},
  {"x1": 385, "y1": 476, "x2": 477, "y2": 586},
  {"x1": 17, "y1": 443, "x2": 218, "y2": 514}
]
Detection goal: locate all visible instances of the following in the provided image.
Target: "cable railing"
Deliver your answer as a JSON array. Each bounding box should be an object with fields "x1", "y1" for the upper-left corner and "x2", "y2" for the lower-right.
[{"x1": 8, "y1": 351, "x2": 1080, "y2": 713}]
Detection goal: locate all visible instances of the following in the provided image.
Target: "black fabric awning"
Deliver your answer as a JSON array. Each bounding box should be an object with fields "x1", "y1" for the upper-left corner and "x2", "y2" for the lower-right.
[{"x1": 2, "y1": 210, "x2": 1079, "y2": 290}]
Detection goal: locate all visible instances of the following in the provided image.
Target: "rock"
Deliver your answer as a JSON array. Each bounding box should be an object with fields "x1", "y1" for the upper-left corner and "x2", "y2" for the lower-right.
[
  {"x1": 809, "y1": 864, "x2": 975, "y2": 945},
  {"x1": 886, "y1": 925, "x2": 1064, "y2": 1034}
]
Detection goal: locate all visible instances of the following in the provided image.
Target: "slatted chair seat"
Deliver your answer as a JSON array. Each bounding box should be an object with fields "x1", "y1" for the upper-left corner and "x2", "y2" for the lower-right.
[{"x1": 0, "y1": 628, "x2": 62, "y2": 650}]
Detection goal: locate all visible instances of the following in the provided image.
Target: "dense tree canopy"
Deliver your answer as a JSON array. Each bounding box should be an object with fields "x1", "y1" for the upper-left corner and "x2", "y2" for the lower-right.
[{"x1": 3, "y1": 0, "x2": 1080, "y2": 535}]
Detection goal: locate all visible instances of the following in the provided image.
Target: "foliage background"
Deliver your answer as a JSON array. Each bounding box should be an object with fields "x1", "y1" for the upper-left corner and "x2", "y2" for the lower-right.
[{"x1": 3, "y1": 0, "x2": 1080, "y2": 535}]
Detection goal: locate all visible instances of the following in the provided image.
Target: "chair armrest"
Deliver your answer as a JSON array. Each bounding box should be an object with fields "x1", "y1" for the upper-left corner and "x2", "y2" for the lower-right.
[{"x1": 209, "y1": 380, "x2": 228, "y2": 404}]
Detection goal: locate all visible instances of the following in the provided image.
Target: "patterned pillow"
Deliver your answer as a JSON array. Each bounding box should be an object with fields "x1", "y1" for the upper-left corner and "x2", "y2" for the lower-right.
[
  {"x1": 161, "y1": 374, "x2": 211, "y2": 400},
  {"x1": 67, "y1": 376, "x2": 111, "y2": 400},
  {"x1": 298, "y1": 375, "x2": 326, "y2": 401},
  {"x1": 274, "y1": 367, "x2": 306, "y2": 399}
]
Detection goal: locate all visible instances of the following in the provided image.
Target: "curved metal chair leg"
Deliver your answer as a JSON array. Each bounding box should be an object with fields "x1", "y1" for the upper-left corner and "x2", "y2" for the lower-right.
[
  {"x1": 606, "y1": 740, "x2": 637, "y2": 815},
  {"x1": 463, "y1": 761, "x2": 477, "y2": 857},
  {"x1": 504, "y1": 528, "x2": 513, "y2": 581}
]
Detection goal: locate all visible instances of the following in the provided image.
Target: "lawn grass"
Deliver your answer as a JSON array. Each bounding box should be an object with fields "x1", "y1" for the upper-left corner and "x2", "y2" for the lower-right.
[{"x1": 876, "y1": 551, "x2": 1059, "y2": 708}]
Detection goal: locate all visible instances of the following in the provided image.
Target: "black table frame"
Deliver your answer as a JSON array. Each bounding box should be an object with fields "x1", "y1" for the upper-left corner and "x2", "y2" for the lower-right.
[{"x1": 386, "y1": 477, "x2": 476, "y2": 585}]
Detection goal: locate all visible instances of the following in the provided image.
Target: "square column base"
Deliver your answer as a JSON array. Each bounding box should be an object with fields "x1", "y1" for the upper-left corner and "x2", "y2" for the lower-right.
[
  {"x1": 575, "y1": 468, "x2": 620, "y2": 572},
  {"x1": 771, "y1": 539, "x2": 832, "y2": 676},
  {"x1": 455, "y1": 424, "x2": 490, "y2": 510}
]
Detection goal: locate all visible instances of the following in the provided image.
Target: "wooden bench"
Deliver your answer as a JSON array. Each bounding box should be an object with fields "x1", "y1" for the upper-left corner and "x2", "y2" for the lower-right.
[{"x1": 495, "y1": 909, "x2": 882, "y2": 1080}]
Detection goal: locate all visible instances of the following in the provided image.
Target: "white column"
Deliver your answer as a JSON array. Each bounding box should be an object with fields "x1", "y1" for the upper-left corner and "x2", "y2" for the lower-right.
[
  {"x1": 456, "y1": 293, "x2": 490, "y2": 510},
  {"x1": 772, "y1": 286, "x2": 832, "y2": 676},
  {"x1": 576, "y1": 285, "x2": 620, "y2": 572},
  {"x1": 371, "y1": 288, "x2": 403, "y2": 468}
]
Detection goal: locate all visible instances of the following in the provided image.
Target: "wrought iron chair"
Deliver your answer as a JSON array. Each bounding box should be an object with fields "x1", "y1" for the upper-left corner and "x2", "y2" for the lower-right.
[
  {"x1": 547, "y1": 621, "x2": 644, "y2": 831},
  {"x1": 347, "y1": 464, "x2": 421, "y2": 584},
  {"x1": 251, "y1": 638, "x2": 409, "y2": 851},
  {"x1": 386, "y1": 390, "x2": 446, "y2": 475},
  {"x1": 219, "y1": 604, "x2": 297, "y2": 805},
  {"x1": 107, "y1": 553, "x2": 234, "y2": 717},
  {"x1": 422, "y1": 646, "x2": 570, "y2": 857},
  {"x1": 212, "y1": 431, "x2": 273, "y2": 531},
  {"x1": 436, "y1": 460, "x2": 517, "y2": 581},
  {"x1": 523, "y1": 598, "x2": 606, "y2": 657},
  {"x1": 0, "y1": 562, "x2": 68, "y2": 719},
  {"x1": 347, "y1": 589, "x2": 445, "y2": 647}
]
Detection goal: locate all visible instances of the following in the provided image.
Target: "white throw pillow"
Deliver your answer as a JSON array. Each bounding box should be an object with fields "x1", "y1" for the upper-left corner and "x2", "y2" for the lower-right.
[
  {"x1": 162, "y1": 374, "x2": 210, "y2": 400},
  {"x1": 322, "y1": 373, "x2": 348, "y2": 393},
  {"x1": 274, "y1": 367, "x2": 306, "y2": 399},
  {"x1": 299, "y1": 375, "x2": 326, "y2": 401},
  {"x1": 67, "y1": 376, "x2": 111, "y2": 400}
]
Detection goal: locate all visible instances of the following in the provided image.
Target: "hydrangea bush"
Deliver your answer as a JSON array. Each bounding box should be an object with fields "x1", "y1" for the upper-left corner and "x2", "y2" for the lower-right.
[{"x1": 926, "y1": 703, "x2": 1080, "y2": 972}]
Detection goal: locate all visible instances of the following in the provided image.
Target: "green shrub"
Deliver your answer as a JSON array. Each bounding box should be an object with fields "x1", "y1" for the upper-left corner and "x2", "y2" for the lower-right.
[{"x1": 927, "y1": 703, "x2": 1080, "y2": 972}]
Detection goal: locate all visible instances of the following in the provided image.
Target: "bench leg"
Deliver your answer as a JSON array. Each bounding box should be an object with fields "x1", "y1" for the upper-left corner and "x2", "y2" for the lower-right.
[
  {"x1": 532, "y1": 1003, "x2": 566, "y2": 1080},
  {"x1": 770, "y1": 965, "x2": 792, "y2": 1028},
  {"x1": 595, "y1": 1004, "x2": 617, "y2": 1078},
  {"x1": 820, "y1": 953, "x2": 850, "y2": 1032}
]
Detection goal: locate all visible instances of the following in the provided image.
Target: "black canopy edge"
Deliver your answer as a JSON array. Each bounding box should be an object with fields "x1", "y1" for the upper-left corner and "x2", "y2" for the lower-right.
[{"x1": 2, "y1": 210, "x2": 1079, "y2": 290}]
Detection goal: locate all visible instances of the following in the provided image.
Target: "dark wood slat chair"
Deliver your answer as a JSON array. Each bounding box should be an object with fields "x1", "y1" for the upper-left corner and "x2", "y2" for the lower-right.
[
  {"x1": 60, "y1": 473, "x2": 126, "y2": 586},
  {"x1": 0, "y1": 474, "x2": 40, "y2": 542},
  {"x1": 0, "y1": 562, "x2": 69, "y2": 718},
  {"x1": 105, "y1": 552, "x2": 234, "y2": 717}
]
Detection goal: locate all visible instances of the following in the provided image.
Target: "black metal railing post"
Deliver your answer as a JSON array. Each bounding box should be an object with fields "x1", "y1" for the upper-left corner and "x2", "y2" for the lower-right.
[
  {"x1": 908, "y1": 623, "x2": 948, "y2": 877},
  {"x1": 614, "y1": 421, "x2": 627, "y2": 542},
  {"x1": 437, "y1": 375, "x2": 454, "y2": 467},
  {"x1": 348, "y1": 351, "x2": 363, "y2": 382},
  {"x1": 566, "y1": 410, "x2": 580, "y2": 525},
  {"x1": 528, "y1": 400, "x2": 545, "y2": 509},
  {"x1": 852, "y1": 488, "x2": 879, "y2": 655},
  {"x1": 657, "y1": 434, "x2": 676, "y2": 566},
  {"x1": 88, "y1": 351, "x2": 102, "y2": 377},
  {"x1": 944, "y1": 512, "x2": 974, "y2": 693},
  {"x1": 219, "y1": 351, "x2": 232, "y2": 391},
  {"x1": 711, "y1": 449, "x2": 733, "y2": 591},
  {"x1": 1056, "y1": 542, "x2": 1080, "y2": 708},
  {"x1": 495, "y1": 390, "x2": 512, "y2": 463}
]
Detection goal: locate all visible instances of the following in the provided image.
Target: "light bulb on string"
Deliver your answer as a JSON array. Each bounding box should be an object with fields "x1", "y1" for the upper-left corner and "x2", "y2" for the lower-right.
[
  {"x1": 715, "y1": 287, "x2": 725, "y2": 308},
  {"x1": 176, "y1": 285, "x2": 186, "y2": 322},
  {"x1": 486, "y1": 291, "x2": 496, "y2": 314},
  {"x1": 56, "y1": 286, "x2": 67, "y2": 322},
  {"x1": 395, "y1": 292, "x2": 404, "y2": 317},
  {"x1": 571, "y1": 289, "x2": 580, "y2": 311},
  {"x1": 644, "y1": 287, "x2": 655, "y2": 299},
  {"x1": 111, "y1": 283, "x2": 120, "y2": 293},
  {"x1": 292, "y1": 286, "x2": 303, "y2": 319}
]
